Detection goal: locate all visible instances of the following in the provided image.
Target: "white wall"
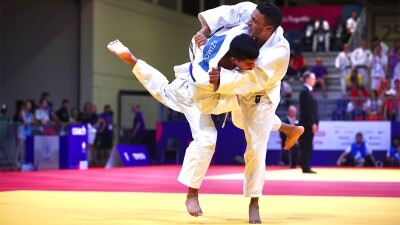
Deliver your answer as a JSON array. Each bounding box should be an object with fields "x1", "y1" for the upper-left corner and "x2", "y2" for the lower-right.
[{"x1": 92, "y1": 0, "x2": 199, "y2": 121}]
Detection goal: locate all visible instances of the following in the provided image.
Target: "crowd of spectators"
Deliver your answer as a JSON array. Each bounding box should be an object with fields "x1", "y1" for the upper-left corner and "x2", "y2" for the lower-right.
[{"x1": 1, "y1": 92, "x2": 115, "y2": 166}]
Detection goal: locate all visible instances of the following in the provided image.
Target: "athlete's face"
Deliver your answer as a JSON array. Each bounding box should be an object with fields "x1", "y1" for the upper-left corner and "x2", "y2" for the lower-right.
[
  {"x1": 232, "y1": 58, "x2": 257, "y2": 70},
  {"x1": 247, "y1": 10, "x2": 273, "y2": 41}
]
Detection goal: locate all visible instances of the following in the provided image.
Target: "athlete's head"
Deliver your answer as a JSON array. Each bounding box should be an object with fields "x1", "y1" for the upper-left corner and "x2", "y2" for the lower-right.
[
  {"x1": 247, "y1": 3, "x2": 282, "y2": 42},
  {"x1": 228, "y1": 34, "x2": 259, "y2": 70}
]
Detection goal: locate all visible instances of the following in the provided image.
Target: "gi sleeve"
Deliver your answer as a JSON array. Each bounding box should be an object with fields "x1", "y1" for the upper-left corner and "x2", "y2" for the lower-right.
[{"x1": 198, "y1": 2, "x2": 256, "y2": 33}]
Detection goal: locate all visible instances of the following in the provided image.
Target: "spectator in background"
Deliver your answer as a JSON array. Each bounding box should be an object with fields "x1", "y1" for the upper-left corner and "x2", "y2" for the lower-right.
[
  {"x1": 346, "y1": 85, "x2": 368, "y2": 120},
  {"x1": 331, "y1": 15, "x2": 345, "y2": 51},
  {"x1": 312, "y1": 17, "x2": 330, "y2": 53},
  {"x1": 337, "y1": 132, "x2": 376, "y2": 167},
  {"x1": 371, "y1": 36, "x2": 389, "y2": 56},
  {"x1": 394, "y1": 78, "x2": 400, "y2": 101},
  {"x1": 287, "y1": 50, "x2": 307, "y2": 81},
  {"x1": 376, "y1": 79, "x2": 390, "y2": 97},
  {"x1": 79, "y1": 102, "x2": 99, "y2": 165},
  {"x1": 280, "y1": 105, "x2": 300, "y2": 168},
  {"x1": 335, "y1": 43, "x2": 352, "y2": 94},
  {"x1": 131, "y1": 104, "x2": 146, "y2": 144},
  {"x1": 98, "y1": 105, "x2": 114, "y2": 165},
  {"x1": 346, "y1": 11, "x2": 359, "y2": 41},
  {"x1": 35, "y1": 98, "x2": 51, "y2": 127},
  {"x1": 69, "y1": 108, "x2": 79, "y2": 123},
  {"x1": 345, "y1": 68, "x2": 363, "y2": 91},
  {"x1": 40, "y1": 92, "x2": 60, "y2": 124},
  {"x1": 388, "y1": 40, "x2": 400, "y2": 84},
  {"x1": 280, "y1": 80, "x2": 293, "y2": 109},
  {"x1": 302, "y1": 16, "x2": 316, "y2": 52},
  {"x1": 0, "y1": 104, "x2": 10, "y2": 123},
  {"x1": 387, "y1": 137, "x2": 400, "y2": 167},
  {"x1": 311, "y1": 57, "x2": 328, "y2": 97},
  {"x1": 383, "y1": 89, "x2": 398, "y2": 121},
  {"x1": 391, "y1": 48, "x2": 400, "y2": 86},
  {"x1": 56, "y1": 99, "x2": 70, "y2": 124},
  {"x1": 16, "y1": 101, "x2": 36, "y2": 166},
  {"x1": 364, "y1": 90, "x2": 383, "y2": 120},
  {"x1": 351, "y1": 39, "x2": 372, "y2": 87},
  {"x1": 369, "y1": 44, "x2": 388, "y2": 90}
]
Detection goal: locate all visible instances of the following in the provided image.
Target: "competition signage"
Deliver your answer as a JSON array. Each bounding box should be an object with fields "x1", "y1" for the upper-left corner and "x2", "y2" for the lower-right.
[
  {"x1": 313, "y1": 121, "x2": 391, "y2": 151},
  {"x1": 116, "y1": 145, "x2": 152, "y2": 166}
]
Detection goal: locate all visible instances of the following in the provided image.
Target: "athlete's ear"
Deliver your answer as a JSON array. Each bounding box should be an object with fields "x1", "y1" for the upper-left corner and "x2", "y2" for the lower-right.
[{"x1": 230, "y1": 57, "x2": 238, "y2": 64}]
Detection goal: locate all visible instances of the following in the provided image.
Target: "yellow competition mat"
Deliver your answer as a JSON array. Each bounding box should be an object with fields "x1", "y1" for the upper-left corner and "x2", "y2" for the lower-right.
[{"x1": 0, "y1": 191, "x2": 399, "y2": 225}]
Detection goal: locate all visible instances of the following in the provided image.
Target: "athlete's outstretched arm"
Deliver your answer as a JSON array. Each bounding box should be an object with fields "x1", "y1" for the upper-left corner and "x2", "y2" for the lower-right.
[{"x1": 107, "y1": 40, "x2": 138, "y2": 67}]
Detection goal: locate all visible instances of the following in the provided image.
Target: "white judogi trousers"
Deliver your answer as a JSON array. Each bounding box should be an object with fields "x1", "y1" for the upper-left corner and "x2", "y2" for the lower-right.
[{"x1": 132, "y1": 59, "x2": 281, "y2": 190}]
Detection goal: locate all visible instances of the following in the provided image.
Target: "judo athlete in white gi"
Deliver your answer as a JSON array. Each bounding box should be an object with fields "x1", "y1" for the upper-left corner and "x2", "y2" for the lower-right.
[{"x1": 194, "y1": 2, "x2": 304, "y2": 223}]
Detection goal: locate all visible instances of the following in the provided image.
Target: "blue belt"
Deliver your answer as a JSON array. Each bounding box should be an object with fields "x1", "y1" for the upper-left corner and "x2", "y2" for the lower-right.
[{"x1": 189, "y1": 63, "x2": 196, "y2": 82}]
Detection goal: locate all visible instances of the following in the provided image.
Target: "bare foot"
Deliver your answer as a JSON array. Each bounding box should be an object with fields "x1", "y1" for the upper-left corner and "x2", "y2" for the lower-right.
[
  {"x1": 185, "y1": 187, "x2": 203, "y2": 217},
  {"x1": 284, "y1": 126, "x2": 304, "y2": 150},
  {"x1": 107, "y1": 39, "x2": 137, "y2": 67},
  {"x1": 249, "y1": 198, "x2": 261, "y2": 224}
]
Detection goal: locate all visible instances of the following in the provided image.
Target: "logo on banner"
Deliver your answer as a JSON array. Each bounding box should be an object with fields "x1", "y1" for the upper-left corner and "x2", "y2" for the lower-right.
[{"x1": 71, "y1": 126, "x2": 87, "y2": 136}]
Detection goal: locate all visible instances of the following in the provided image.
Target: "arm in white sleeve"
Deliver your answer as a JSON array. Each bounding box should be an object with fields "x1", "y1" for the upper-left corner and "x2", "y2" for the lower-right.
[
  {"x1": 365, "y1": 143, "x2": 372, "y2": 155},
  {"x1": 335, "y1": 53, "x2": 341, "y2": 69},
  {"x1": 198, "y1": 2, "x2": 256, "y2": 33},
  {"x1": 216, "y1": 46, "x2": 287, "y2": 95}
]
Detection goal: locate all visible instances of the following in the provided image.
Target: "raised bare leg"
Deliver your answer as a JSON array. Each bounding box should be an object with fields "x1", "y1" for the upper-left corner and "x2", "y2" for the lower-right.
[
  {"x1": 279, "y1": 122, "x2": 304, "y2": 150},
  {"x1": 249, "y1": 197, "x2": 261, "y2": 224},
  {"x1": 185, "y1": 187, "x2": 203, "y2": 217}
]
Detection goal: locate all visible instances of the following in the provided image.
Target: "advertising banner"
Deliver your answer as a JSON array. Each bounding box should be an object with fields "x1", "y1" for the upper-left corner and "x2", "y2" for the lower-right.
[
  {"x1": 313, "y1": 121, "x2": 391, "y2": 151},
  {"x1": 116, "y1": 144, "x2": 152, "y2": 166}
]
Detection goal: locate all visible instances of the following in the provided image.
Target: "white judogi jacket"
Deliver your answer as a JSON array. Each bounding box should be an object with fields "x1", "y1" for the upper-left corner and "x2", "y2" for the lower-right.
[
  {"x1": 188, "y1": 24, "x2": 248, "y2": 115},
  {"x1": 198, "y1": 2, "x2": 290, "y2": 106},
  {"x1": 351, "y1": 47, "x2": 372, "y2": 68}
]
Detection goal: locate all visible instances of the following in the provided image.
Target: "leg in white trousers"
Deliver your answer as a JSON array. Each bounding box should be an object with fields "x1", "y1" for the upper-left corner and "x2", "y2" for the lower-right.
[
  {"x1": 133, "y1": 60, "x2": 216, "y2": 189},
  {"x1": 240, "y1": 92, "x2": 278, "y2": 197}
]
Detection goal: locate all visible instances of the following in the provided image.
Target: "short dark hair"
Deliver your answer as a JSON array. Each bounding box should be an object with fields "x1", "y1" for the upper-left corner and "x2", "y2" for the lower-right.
[
  {"x1": 256, "y1": 3, "x2": 282, "y2": 30},
  {"x1": 228, "y1": 34, "x2": 259, "y2": 61},
  {"x1": 62, "y1": 99, "x2": 69, "y2": 104},
  {"x1": 356, "y1": 132, "x2": 363, "y2": 138}
]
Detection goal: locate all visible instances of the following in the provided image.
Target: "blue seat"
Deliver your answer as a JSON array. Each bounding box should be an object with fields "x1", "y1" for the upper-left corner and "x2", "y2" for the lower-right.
[
  {"x1": 332, "y1": 109, "x2": 346, "y2": 121},
  {"x1": 336, "y1": 99, "x2": 349, "y2": 111}
]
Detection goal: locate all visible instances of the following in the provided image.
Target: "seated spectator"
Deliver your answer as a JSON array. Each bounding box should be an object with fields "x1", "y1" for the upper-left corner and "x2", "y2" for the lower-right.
[
  {"x1": 347, "y1": 85, "x2": 368, "y2": 120},
  {"x1": 391, "y1": 48, "x2": 400, "y2": 87},
  {"x1": 311, "y1": 57, "x2": 328, "y2": 97},
  {"x1": 387, "y1": 137, "x2": 400, "y2": 167},
  {"x1": 369, "y1": 44, "x2": 387, "y2": 90},
  {"x1": 56, "y1": 99, "x2": 70, "y2": 124},
  {"x1": 337, "y1": 132, "x2": 376, "y2": 167},
  {"x1": 313, "y1": 17, "x2": 330, "y2": 53},
  {"x1": 364, "y1": 90, "x2": 383, "y2": 120},
  {"x1": 376, "y1": 79, "x2": 390, "y2": 97},
  {"x1": 394, "y1": 78, "x2": 400, "y2": 101},
  {"x1": 383, "y1": 89, "x2": 398, "y2": 121},
  {"x1": 345, "y1": 68, "x2": 363, "y2": 91},
  {"x1": 388, "y1": 40, "x2": 400, "y2": 85},
  {"x1": 331, "y1": 15, "x2": 345, "y2": 51},
  {"x1": 286, "y1": 50, "x2": 307, "y2": 81}
]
